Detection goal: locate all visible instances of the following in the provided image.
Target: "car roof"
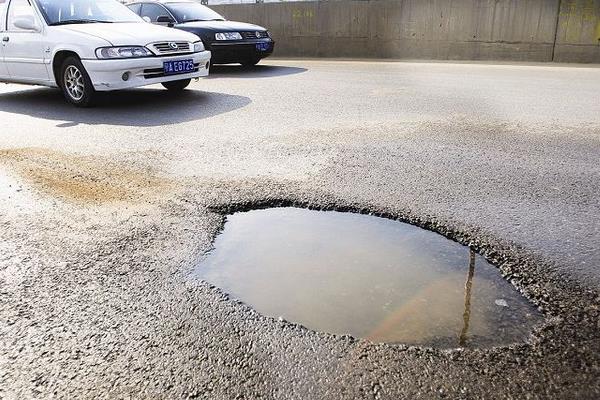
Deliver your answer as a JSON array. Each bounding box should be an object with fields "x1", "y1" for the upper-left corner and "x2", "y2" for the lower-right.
[{"x1": 128, "y1": 0, "x2": 198, "y2": 4}]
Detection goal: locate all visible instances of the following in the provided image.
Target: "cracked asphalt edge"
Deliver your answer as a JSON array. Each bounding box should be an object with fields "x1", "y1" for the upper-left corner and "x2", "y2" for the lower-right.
[{"x1": 1, "y1": 174, "x2": 598, "y2": 399}]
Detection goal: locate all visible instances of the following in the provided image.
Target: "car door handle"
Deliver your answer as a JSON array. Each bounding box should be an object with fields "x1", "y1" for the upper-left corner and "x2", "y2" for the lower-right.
[{"x1": 2, "y1": 37, "x2": 8, "y2": 42}]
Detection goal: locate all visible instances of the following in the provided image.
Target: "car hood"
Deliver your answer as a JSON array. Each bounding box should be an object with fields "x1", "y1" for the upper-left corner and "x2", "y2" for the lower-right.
[
  {"x1": 58, "y1": 22, "x2": 199, "y2": 46},
  {"x1": 176, "y1": 20, "x2": 266, "y2": 32}
]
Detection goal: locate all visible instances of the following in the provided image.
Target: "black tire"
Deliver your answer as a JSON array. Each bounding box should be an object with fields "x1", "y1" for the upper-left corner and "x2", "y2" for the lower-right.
[
  {"x1": 241, "y1": 58, "x2": 260, "y2": 68},
  {"x1": 162, "y1": 79, "x2": 191, "y2": 91},
  {"x1": 60, "y1": 56, "x2": 96, "y2": 107}
]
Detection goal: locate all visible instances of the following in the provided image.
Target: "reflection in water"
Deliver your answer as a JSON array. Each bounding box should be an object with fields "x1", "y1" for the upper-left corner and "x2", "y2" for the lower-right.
[
  {"x1": 459, "y1": 251, "x2": 476, "y2": 346},
  {"x1": 197, "y1": 208, "x2": 543, "y2": 348}
]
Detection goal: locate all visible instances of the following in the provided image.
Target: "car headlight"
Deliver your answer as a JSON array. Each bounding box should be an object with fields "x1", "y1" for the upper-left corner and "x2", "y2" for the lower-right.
[
  {"x1": 95, "y1": 46, "x2": 152, "y2": 59},
  {"x1": 193, "y1": 41, "x2": 205, "y2": 52},
  {"x1": 215, "y1": 32, "x2": 242, "y2": 41}
]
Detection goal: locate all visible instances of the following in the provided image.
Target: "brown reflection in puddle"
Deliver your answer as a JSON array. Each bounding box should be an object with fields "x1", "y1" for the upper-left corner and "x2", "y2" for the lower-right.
[
  {"x1": 0, "y1": 148, "x2": 170, "y2": 204},
  {"x1": 459, "y1": 250, "x2": 476, "y2": 346},
  {"x1": 197, "y1": 208, "x2": 543, "y2": 348}
]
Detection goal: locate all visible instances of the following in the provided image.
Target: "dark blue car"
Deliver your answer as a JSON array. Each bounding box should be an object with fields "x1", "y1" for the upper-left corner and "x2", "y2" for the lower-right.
[{"x1": 127, "y1": 0, "x2": 275, "y2": 67}]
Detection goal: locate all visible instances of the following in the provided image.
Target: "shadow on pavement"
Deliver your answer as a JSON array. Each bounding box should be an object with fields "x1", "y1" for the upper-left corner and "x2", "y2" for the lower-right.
[
  {"x1": 0, "y1": 87, "x2": 251, "y2": 127},
  {"x1": 209, "y1": 64, "x2": 307, "y2": 79}
]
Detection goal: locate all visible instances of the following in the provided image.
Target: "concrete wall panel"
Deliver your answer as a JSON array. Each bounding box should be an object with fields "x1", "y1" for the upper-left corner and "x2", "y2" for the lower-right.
[
  {"x1": 212, "y1": 0, "x2": 599, "y2": 63},
  {"x1": 554, "y1": 0, "x2": 600, "y2": 62}
]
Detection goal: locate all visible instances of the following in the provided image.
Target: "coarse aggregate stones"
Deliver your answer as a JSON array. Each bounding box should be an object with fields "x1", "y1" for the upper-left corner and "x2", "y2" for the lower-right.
[{"x1": 0, "y1": 60, "x2": 599, "y2": 399}]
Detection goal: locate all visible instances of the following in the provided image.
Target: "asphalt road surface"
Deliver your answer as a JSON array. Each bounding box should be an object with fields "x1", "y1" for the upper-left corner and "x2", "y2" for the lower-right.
[{"x1": 1, "y1": 60, "x2": 599, "y2": 399}]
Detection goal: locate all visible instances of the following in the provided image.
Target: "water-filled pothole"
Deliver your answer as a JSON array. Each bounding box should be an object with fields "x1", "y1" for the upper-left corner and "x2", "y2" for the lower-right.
[{"x1": 197, "y1": 208, "x2": 543, "y2": 348}]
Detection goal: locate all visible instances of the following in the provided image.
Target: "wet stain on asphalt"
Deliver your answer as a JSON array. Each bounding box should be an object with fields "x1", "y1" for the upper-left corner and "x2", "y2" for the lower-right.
[
  {"x1": 197, "y1": 207, "x2": 544, "y2": 348},
  {"x1": 0, "y1": 147, "x2": 171, "y2": 204}
]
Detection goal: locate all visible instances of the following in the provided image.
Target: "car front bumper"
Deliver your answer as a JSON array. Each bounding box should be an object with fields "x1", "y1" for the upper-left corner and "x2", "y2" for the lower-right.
[
  {"x1": 82, "y1": 50, "x2": 211, "y2": 91},
  {"x1": 209, "y1": 40, "x2": 274, "y2": 64}
]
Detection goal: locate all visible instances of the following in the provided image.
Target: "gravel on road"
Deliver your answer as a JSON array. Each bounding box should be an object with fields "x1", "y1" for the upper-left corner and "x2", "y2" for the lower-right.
[{"x1": 0, "y1": 60, "x2": 599, "y2": 399}]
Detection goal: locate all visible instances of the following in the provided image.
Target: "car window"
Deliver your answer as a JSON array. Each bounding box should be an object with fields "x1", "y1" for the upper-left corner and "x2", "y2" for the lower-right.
[
  {"x1": 140, "y1": 3, "x2": 169, "y2": 23},
  {"x1": 7, "y1": 0, "x2": 36, "y2": 32},
  {"x1": 35, "y1": 0, "x2": 142, "y2": 25},
  {"x1": 0, "y1": 0, "x2": 6, "y2": 32},
  {"x1": 126, "y1": 3, "x2": 141, "y2": 15},
  {"x1": 166, "y1": 2, "x2": 224, "y2": 23}
]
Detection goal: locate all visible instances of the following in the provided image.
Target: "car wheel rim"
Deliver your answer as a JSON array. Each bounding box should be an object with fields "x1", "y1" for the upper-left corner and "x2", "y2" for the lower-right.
[{"x1": 64, "y1": 65, "x2": 85, "y2": 101}]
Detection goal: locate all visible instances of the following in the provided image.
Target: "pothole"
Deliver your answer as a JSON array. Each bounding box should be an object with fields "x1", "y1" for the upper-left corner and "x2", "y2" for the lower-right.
[{"x1": 197, "y1": 207, "x2": 543, "y2": 348}]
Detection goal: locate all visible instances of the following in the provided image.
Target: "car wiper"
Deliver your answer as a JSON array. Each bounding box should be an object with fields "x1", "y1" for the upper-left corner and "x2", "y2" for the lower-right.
[
  {"x1": 182, "y1": 18, "x2": 225, "y2": 23},
  {"x1": 49, "y1": 19, "x2": 113, "y2": 26}
]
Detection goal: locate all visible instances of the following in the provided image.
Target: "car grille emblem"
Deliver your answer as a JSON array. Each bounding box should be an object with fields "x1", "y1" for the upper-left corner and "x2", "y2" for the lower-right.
[
  {"x1": 255, "y1": 31, "x2": 261, "y2": 38},
  {"x1": 169, "y1": 42, "x2": 178, "y2": 50}
]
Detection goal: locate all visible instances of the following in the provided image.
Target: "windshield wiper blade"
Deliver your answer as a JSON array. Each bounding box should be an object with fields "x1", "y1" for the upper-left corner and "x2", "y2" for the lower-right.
[
  {"x1": 49, "y1": 19, "x2": 113, "y2": 26},
  {"x1": 182, "y1": 18, "x2": 225, "y2": 23}
]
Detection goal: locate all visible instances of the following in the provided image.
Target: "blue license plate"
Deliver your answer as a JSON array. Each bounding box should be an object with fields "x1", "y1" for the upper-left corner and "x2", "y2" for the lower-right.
[
  {"x1": 256, "y1": 43, "x2": 270, "y2": 52},
  {"x1": 163, "y1": 59, "x2": 194, "y2": 75}
]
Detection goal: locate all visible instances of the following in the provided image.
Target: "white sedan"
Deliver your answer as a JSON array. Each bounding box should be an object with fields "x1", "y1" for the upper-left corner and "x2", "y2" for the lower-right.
[{"x1": 0, "y1": 0, "x2": 211, "y2": 106}]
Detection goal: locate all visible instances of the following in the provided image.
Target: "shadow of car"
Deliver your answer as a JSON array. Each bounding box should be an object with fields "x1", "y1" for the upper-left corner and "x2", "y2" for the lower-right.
[
  {"x1": 0, "y1": 86, "x2": 251, "y2": 127},
  {"x1": 208, "y1": 65, "x2": 308, "y2": 79}
]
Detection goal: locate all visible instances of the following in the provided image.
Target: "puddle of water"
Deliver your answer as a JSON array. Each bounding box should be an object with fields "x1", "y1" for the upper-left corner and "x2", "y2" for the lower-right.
[{"x1": 197, "y1": 208, "x2": 543, "y2": 348}]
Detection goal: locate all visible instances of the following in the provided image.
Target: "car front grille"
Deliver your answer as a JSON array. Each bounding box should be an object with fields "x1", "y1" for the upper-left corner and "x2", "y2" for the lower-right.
[
  {"x1": 240, "y1": 31, "x2": 269, "y2": 40},
  {"x1": 149, "y1": 41, "x2": 192, "y2": 55},
  {"x1": 143, "y1": 63, "x2": 201, "y2": 79}
]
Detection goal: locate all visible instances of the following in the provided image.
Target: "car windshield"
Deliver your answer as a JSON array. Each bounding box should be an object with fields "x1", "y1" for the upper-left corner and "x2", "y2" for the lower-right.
[
  {"x1": 35, "y1": 0, "x2": 143, "y2": 25},
  {"x1": 166, "y1": 3, "x2": 225, "y2": 23}
]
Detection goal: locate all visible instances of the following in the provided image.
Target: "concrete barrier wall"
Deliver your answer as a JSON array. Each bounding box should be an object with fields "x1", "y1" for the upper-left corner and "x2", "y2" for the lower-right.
[
  {"x1": 212, "y1": 0, "x2": 600, "y2": 63},
  {"x1": 554, "y1": 0, "x2": 600, "y2": 62}
]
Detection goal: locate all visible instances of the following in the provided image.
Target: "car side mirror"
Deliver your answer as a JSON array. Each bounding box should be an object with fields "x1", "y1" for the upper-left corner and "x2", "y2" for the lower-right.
[
  {"x1": 142, "y1": 16, "x2": 151, "y2": 23},
  {"x1": 156, "y1": 15, "x2": 174, "y2": 27},
  {"x1": 13, "y1": 15, "x2": 39, "y2": 32}
]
